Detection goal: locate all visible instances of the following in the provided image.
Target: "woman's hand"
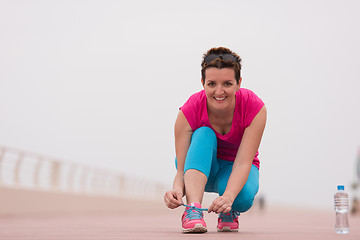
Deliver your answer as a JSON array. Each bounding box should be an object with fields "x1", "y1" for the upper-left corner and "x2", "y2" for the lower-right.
[
  {"x1": 208, "y1": 194, "x2": 234, "y2": 214},
  {"x1": 164, "y1": 189, "x2": 184, "y2": 209}
]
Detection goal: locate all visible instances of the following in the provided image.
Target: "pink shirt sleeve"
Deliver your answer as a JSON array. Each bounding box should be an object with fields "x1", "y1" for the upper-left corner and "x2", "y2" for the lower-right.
[
  {"x1": 240, "y1": 89, "x2": 265, "y2": 128},
  {"x1": 179, "y1": 91, "x2": 205, "y2": 131}
]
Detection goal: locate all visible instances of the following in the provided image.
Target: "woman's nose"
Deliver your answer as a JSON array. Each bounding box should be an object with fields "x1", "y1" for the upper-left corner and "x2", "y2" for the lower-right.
[{"x1": 215, "y1": 86, "x2": 224, "y2": 95}]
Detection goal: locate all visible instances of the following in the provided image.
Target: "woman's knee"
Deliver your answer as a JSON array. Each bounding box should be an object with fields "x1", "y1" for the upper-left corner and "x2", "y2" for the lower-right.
[
  {"x1": 232, "y1": 196, "x2": 254, "y2": 213},
  {"x1": 192, "y1": 127, "x2": 216, "y2": 143},
  {"x1": 184, "y1": 127, "x2": 217, "y2": 177},
  {"x1": 232, "y1": 184, "x2": 258, "y2": 213}
]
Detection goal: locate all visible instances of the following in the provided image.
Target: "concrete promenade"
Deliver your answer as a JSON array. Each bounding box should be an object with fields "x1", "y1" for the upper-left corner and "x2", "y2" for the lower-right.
[{"x1": 0, "y1": 205, "x2": 359, "y2": 240}]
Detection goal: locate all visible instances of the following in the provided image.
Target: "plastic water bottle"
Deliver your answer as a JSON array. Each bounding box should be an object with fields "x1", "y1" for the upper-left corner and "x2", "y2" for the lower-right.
[{"x1": 334, "y1": 185, "x2": 349, "y2": 234}]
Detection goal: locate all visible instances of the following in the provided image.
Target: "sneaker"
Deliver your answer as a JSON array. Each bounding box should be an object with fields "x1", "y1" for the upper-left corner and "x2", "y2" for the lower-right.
[
  {"x1": 181, "y1": 202, "x2": 207, "y2": 233},
  {"x1": 217, "y1": 210, "x2": 240, "y2": 232}
]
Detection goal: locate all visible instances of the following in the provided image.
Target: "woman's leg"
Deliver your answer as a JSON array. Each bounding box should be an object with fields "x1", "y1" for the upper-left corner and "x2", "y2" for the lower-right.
[
  {"x1": 215, "y1": 163, "x2": 259, "y2": 213},
  {"x1": 174, "y1": 127, "x2": 218, "y2": 233},
  {"x1": 182, "y1": 127, "x2": 219, "y2": 204}
]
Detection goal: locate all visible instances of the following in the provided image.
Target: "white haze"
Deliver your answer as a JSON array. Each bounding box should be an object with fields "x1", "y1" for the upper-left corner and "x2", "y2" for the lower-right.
[{"x1": 1, "y1": 0, "x2": 360, "y2": 210}]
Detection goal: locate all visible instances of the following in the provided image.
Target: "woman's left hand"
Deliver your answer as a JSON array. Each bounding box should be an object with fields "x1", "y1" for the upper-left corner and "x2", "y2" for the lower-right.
[{"x1": 208, "y1": 195, "x2": 234, "y2": 214}]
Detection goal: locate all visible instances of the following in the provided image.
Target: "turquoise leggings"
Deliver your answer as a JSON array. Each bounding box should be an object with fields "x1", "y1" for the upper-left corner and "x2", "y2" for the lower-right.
[{"x1": 176, "y1": 127, "x2": 259, "y2": 213}]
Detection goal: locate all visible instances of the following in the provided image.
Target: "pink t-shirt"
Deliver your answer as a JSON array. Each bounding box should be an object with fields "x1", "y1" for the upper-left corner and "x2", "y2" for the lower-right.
[{"x1": 180, "y1": 88, "x2": 264, "y2": 169}]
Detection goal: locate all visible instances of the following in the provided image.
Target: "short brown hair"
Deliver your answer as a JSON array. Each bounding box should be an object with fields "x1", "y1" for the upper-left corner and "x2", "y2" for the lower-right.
[{"x1": 201, "y1": 47, "x2": 242, "y2": 84}]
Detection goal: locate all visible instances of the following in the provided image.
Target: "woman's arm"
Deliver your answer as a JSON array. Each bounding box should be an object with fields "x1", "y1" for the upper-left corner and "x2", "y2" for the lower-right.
[
  {"x1": 208, "y1": 106, "x2": 267, "y2": 213},
  {"x1": 164, "y1": 110, "x2": 193, "y2": 209}
]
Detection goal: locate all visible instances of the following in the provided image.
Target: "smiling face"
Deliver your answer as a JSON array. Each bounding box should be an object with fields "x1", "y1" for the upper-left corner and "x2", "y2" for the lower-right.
[{"x1": 202, "y1": 67, "x2": 241, "y2": 113}]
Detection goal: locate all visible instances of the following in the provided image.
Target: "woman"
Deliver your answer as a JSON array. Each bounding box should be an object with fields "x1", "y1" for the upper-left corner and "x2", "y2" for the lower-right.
[{"x1": 164, "y1": 47, "x2": 266, "y2": 233}]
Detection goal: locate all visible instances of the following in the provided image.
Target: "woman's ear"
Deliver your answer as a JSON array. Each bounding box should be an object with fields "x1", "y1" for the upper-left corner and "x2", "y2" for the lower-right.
[
  {"x1": 236, "y1": 77, "x2": 242, "y2": 91},
  {"x1": 201, "y1": 78, "x2": 205, "y2": 85},
  {"x1": 238, "y1": 77, "x2": 242, "y2": 86}
]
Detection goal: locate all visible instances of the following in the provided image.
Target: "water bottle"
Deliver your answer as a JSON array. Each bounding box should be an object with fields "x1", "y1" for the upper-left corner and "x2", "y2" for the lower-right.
[{"x1": 334, "y1": 185, "x2": 349, "y2": 234}]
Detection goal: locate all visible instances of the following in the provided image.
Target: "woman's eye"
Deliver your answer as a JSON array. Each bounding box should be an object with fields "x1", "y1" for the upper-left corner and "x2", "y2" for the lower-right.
[
  {"x1": 225, "y1": 82, "x2": 232, "y2": 86},
  {"x1": 208, "y1": 82, "x2": 215, "y2": 86}
]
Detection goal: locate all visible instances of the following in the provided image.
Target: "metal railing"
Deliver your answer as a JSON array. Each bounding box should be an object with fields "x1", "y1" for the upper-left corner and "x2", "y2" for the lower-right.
[{"x1": 0, "y1": 145, "x2": 167, "y2": 200}]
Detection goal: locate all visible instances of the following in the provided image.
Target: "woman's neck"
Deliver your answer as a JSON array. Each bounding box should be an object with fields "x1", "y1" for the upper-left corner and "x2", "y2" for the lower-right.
[{"x1": 207, "y1": 99, "x2": 236, "y2": 120}]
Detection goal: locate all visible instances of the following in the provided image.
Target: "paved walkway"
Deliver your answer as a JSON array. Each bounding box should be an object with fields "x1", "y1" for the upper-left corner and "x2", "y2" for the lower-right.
[{"x1": 0, "y1": 206, "x2": 359, "y2": 239}]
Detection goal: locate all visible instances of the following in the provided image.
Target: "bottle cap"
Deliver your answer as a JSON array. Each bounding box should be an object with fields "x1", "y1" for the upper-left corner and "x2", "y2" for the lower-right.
[{"x1": 337, "y1": 185, "x2": 345, "y2": 191}]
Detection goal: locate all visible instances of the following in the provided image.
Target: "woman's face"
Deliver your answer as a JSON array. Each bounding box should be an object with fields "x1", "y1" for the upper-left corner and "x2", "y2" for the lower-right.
[{"x1": 202, "y1": 67, "x2": 241, "y2": 112}]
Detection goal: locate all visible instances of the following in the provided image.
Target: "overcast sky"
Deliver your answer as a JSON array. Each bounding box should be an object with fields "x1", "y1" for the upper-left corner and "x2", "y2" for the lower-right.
[{"x1": 1, "y1": 0, "x2": 359, "y2": 210}]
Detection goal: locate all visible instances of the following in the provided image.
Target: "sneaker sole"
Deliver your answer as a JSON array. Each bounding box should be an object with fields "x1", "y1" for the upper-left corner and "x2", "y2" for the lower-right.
[
  {"x1": 182, "y1": 224, "x2": 207, "y2": 233},
  {"x1": 217, "y1": 226, "x2": 239, "y2": 232}
]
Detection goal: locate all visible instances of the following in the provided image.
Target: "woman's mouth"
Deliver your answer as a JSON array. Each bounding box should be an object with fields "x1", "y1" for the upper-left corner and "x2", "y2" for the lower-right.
[{"x1": 214, "y1": 96, "x2": 227, "y2": 101}]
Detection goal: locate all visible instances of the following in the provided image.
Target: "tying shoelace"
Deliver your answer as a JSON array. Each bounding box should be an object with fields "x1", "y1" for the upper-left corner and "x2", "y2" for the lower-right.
[
  {"x1": 181, "y1": 204, "x2": 208, "y2": 220},
  {"x1": 181, "y1": 204, "x2": 209, "y2": 211},
  {"x1": 218, "y1": 211, "x2": 240, "y2": 222}
]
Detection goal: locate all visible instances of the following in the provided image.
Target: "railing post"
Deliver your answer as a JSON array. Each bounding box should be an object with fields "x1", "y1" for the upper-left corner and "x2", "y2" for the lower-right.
[
  {"x1": 80, "y1": 167, "x2": 89, "y2": 193},
  {"x1": 91, "y1": 170, "x2": 99, "y2": 194},
  {"x1": 14, "y1": 153, "x2": 24, "y2": 186},
  {"x1": 97, "y1": 172, "x2": 105, "y2": 194},
  {"x1": 33, "y1": 157, "x2": 43, "y2": 188},
  {"x1": 50, "y1": 160, "x2": 60, "y2": 190},
  {"x1": 67, "y1": 165, "x2": 76, "y2": 192}
]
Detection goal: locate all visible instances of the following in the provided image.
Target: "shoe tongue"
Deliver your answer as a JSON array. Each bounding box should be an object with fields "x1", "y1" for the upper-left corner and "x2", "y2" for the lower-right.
[{"x1": 190, "y1": 202, "x2": 201, "y2": 208}]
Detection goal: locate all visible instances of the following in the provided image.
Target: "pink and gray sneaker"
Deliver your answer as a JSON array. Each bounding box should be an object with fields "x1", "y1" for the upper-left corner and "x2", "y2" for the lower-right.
[
  {"x1": 217, "y1": 210, "x2": 240, "y2": 232},
  {"x1": 181, "y1": 202, "x2": 207, "y2": 233}
]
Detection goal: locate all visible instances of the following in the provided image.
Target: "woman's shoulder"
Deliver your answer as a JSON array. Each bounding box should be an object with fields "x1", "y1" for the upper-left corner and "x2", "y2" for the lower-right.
[
  {"x1": 180, "y1": 90, "x2": 206, "y2": 131},
  {"x1": 237, "y1": 88, "x2": 256, "y2": 96},
  {"x1": 237, "y1": 88, "x2": 263, "y2": 101},
  {"x1": 188, "y1": 89, "x2": 206, "y2": 99},
  {"x1": 185, "y1": 90, "x2": 206, "y2": 105},
  {"x1": 236, "y1": 88, "x2": 264, "y2": 127},
  {"x1": 236, "y1": 88, "x2": 264, "y2": 110},
  {"x1": 180, "y1": 90, "x2": 206, "y2": 110}
]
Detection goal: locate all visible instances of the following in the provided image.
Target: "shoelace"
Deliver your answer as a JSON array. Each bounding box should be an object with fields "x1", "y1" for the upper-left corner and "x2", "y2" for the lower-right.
[
  {"x1": 182, "y1": 204, "x2": 208, "y2": 220},
  {"x1": 219, "y1": 211, "x2": 240, "y2": 222}
]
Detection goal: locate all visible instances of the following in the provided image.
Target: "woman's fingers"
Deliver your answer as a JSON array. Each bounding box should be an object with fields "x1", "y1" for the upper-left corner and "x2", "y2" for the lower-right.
[
  {"x1": 216, "y1": 204, "x2": 231, "y2": 214},
  {"x1": 165, "y1": 191, "x2": 233, "y2": 213},
  {"x1": 209, "y1": 196, "x2": 232, "y2": 213},
  {"x1": 170, "y1": 191, "x2": 183, "y2": 205},
  {"x1": 164, "y1": 191, "x2": 174, "y2": 208},
  {"x1": 208, "y1": 198, "x2": 223, "y2": 213},
  {"x1": 164, "y1": 190, "x2": 183, "y2": 209},
  {"x1": 175, "y1": 192, "x2": 184, "y2": 205},
  {"x1": 163, "y1": 192, "x2": 171, "y2": 208},
  {"x1": 223, "y1": 206, "x2": 232, "y2": 213}
]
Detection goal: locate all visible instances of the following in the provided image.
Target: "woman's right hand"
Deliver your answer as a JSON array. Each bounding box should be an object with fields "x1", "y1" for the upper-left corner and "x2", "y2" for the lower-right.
[{"x1": 164, "y1": 189, "x2": 184, "y2": 209}]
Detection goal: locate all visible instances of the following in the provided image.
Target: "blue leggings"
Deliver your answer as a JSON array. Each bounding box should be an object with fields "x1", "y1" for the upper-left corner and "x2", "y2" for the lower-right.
[{"x1": 177, "y1": 127, "x2": 259, "y2": 213}]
